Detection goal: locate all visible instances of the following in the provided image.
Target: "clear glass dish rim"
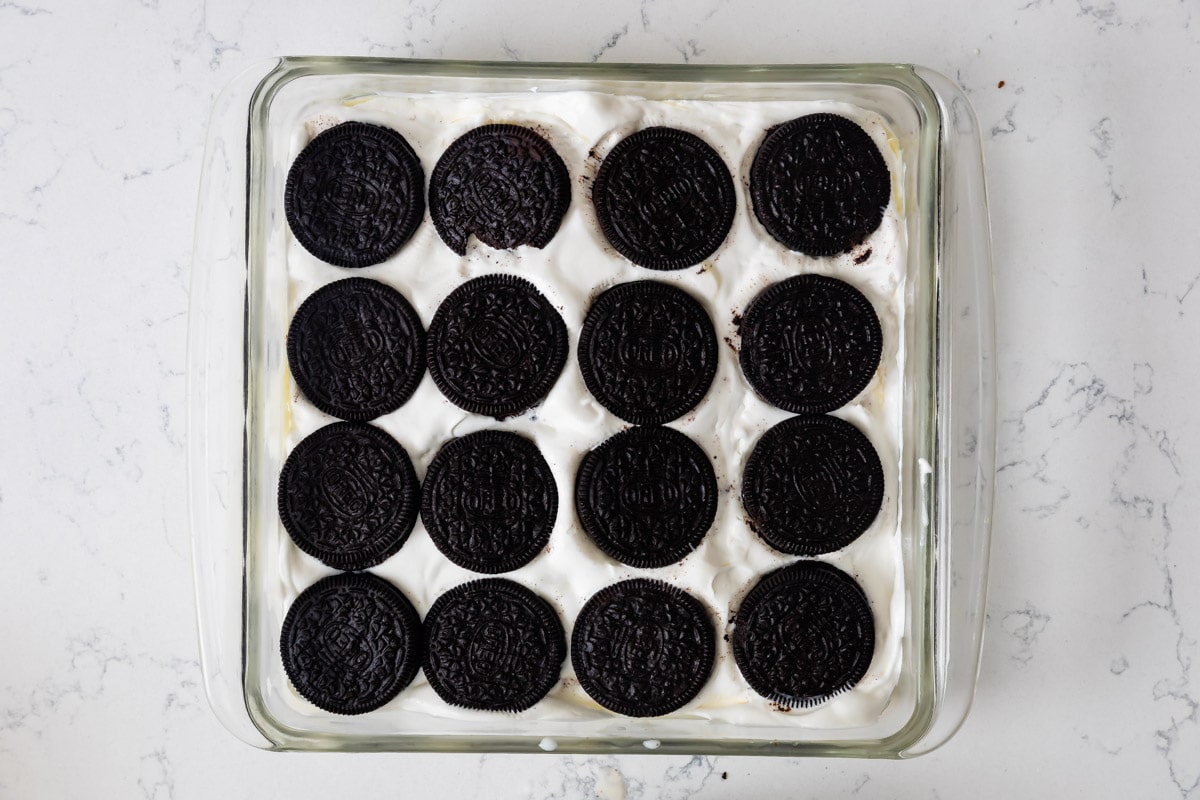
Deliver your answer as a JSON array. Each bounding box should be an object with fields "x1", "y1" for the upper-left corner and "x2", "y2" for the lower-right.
[{"x1": 187, "y1": 56, "x2": 995, "y2": 758}]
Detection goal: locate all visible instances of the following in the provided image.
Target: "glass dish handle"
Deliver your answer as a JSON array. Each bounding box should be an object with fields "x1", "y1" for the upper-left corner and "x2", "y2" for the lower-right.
[
  {"x1": 905, "y1": 67, "x2": 996, "y2": 756},
  {"x1": 187, "y1": 59, "x2": 280, "y2": 749}
]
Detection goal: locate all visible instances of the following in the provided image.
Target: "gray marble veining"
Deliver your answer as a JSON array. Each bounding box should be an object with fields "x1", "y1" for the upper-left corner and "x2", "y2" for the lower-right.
[{"x1": 0, "y1": 0, "x2": 1197, "y2": 797}]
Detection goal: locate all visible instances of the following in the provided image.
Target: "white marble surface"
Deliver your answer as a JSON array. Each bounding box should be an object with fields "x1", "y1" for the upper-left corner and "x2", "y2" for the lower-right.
[{"x1": 1, "y1": 0, "x2": 1198, "y2": 797}]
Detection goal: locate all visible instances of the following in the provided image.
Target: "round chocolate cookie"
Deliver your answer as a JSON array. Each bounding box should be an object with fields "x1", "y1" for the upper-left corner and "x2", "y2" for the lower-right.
[
  {"x1": 591, "y1": 127, "x2": 735, "y2": 270},
  {"x1": 426, "y1": 275, "x2": 568, "y2": 418},
  {"x1": 430, "y1": 124, "x2": 571, "y2": 255},
  {"x1": 286, "y1": 278, "x2": 425, "y2": 421},
  {"x1": 732, "y1": 561, "x2": 875, "y2": 708},
  {"x1": 421, "y1": 431, "x2": 557, "y2": 574},
  {"x1": 280, "y1": 572, "x2": 423, "y2": 715},
  {"x1": 749, "y1": 113, "x2": 891, "y2": 256},
  {"x1": 285, "y1": 121, "x2": 425, "y2": 268},
  {"x1": 572, "y1": 579, "x2": 715, "y2": 717},
  {"x1": 424, "y1": 579, "x2": 566, "y2": 712},
  {"x1": 738, "y1": 274, "x2": 882, "y2": 414},
  {"x1": 575, "y1": 427, "x2": 716, "y2": 568},
  {"x1": 279, "y1": 422, "x2": 420, "y2": 570},
  {"x1": 742, "y1": 415, "x2": 884, "y2": 555},
  {"x1": 578, "y1": 281, "x2": 718, "y2": 425}
]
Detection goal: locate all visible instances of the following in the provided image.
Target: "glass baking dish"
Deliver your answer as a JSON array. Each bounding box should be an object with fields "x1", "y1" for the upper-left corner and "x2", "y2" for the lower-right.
[{"x1": 188, "y1": 57, "x2": 994, "y2": 757}]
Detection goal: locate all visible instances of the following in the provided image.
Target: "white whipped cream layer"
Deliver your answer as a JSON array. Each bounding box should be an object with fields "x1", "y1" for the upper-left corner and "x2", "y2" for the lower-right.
[{"x1": 265, "y1": 88, "x2": 909, "y2": 735}]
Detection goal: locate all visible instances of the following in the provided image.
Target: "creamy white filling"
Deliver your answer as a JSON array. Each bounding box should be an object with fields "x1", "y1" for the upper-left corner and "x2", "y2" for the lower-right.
[{"x1": 269, "y1": 89, "x2": 908, "y2": 733}]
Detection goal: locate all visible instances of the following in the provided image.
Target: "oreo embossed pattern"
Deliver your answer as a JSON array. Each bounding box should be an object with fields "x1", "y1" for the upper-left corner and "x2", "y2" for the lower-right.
[
  {"x1": 280, "y1": 572, "x2": 423, "y2": 715},
  {"x1": 286, "y1": 277, "x2": 425, "y2": 421},
  {"x1": 278, "y1": 111, "x2": 896, "y2": 719},
  {"x1": 733, "y1": 561, "x2": 876, "y2": 708},
  {"x1": 572, "y1": 579, "x2": 715, "y2": 717},
  {"x1": 426, "y1": 274, "x2": 568, "y2": 419},
  {"x1": 423, "y1": 579, "x2": 566, "y2": 712},
  {"x1": 285, "y1": 122, "x2": 425, "y2": 268},
  {"x1": 575, "y1": 426, "x2": 718, "y2": 569},
  {"x1": 750, "y1": 113, "x2": 891, "y2": 257},
  {"x1": 278, "y1": 421, "x2": 420, "y2": 571},
  {"x1": 742, "y1": 415, "x2": 884, "y2": 556},
  {"x1": 591, "y1": 127, "x2": 736, "y2": 270},
  {"x1": 738, "y1": 274, "x2": 883, "y2": 415},
  {"x1": 577, "y1": 281, "x2": 718, "y2": 425},
  {"x1": 421, "y1": 431, "x2": 557, "y2": 574},
  {"x1": 430, "y1": 124, "x2": 571, "y2": 255}
]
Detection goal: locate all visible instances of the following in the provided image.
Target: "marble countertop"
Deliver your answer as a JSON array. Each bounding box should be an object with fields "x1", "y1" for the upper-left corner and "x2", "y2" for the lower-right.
[{"x1": 2, "y1": 0, "x2": 1197, "y2": 797}]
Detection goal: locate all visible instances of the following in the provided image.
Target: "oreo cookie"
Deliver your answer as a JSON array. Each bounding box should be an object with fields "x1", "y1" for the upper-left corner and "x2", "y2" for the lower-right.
[
  {"x1": 286, "y1": 278, "x2": 425, "y2": 421},
  {"x1": 430, "y1": 124, "x2": 571, "y2": 255},
  {"x1": 749, "y1": 113, "x2": 891, "y2": 256},
  {"x1": 591, "y1": 127, "x2": 735, "y2": 270},
  {"x1": 278, "y1": 422, "x2": 420, "y2": 570},
  {"x1": 578, "y1": 281, "x2": 717, "y2": 425},
  {"x1": 575, "y1": 427, "x2": 716, "y2": 568},
  {"x1": 280, "y1": 572, "x2": 422, "y2": 715},
  {"x1": 427, "y1": 275, "x2": 568, "y2": 418},
  {"x1": 421, "y1": 431, "x2": 557, "y2": 574},
  {"x1": 742, "y1": 415, "x2": 883, "y2": 555},
  {"x1": 732, "y1": 561, "x2": 875, "y2": 708},
  {"x1": 738, "y1": 274, "x2": 882, "y2": 414},
  {"x1": 572, "y1": 579, "x2": 715, "y2": 717},
  {"x1": 424, "y1": 579, "x2": 566, "y2": 712},
  {"x1": 285, "y1": 122, "x2": 425, "y2": 268}
]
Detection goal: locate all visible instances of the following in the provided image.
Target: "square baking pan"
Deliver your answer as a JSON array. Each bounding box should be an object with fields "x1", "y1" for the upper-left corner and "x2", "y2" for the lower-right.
[{"x1": 188, "y1": 57, "x2": 995, "y2": 757}]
